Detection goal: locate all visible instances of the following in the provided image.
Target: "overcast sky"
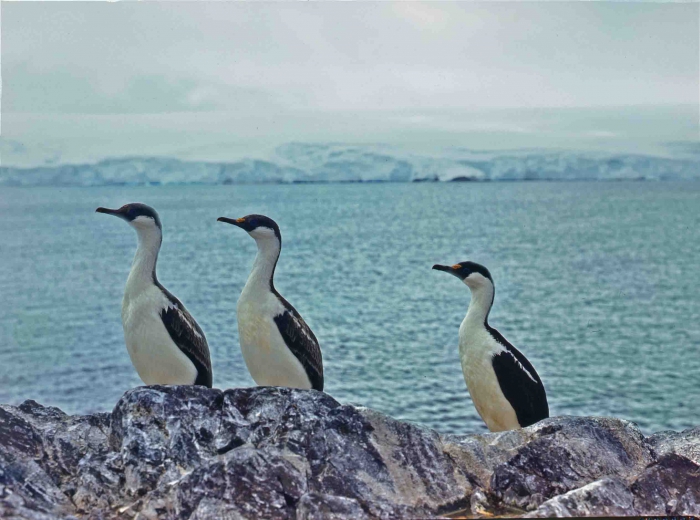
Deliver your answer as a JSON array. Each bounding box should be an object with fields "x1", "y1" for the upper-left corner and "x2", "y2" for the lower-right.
[{"x1": 1, "y1": 2, "x2": 698, "y2": 166}]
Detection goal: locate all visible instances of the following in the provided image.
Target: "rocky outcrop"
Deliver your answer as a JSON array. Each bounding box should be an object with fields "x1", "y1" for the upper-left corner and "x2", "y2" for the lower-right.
[{"x1": 0, "y1": 386, "x2": 698, "y2": 519}]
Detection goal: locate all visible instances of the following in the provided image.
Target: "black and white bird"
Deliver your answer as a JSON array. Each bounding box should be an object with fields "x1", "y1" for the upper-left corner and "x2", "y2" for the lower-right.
[
  {"x1": 96, "y1": 203, "x2": 212, "y2": 387},
  {"x1": 217, "y1": 214, "x2": 323, "y2": 391},
  {"x1": 432, "y1": 261, "x2": 548, "y2": 432}
]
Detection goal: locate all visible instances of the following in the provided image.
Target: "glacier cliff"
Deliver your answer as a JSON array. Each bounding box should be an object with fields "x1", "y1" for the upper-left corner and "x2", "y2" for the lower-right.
[{"x1": 1, "y1": 143, "x2": 699, "y2": 186}]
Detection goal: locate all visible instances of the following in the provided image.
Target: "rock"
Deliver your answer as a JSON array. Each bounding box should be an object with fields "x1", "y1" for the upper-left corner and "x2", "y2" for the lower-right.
[
  {"x1": 631, "y1": 454, "x2": 700, "y2": 516},
  {"x1": 526, "y1": 453, "x2": 700, "y2": 518},
  {"x1": 487, "y1": 417, "x2": 653, "y2": 510},
  {"x1": 0, "y1": 399, "x2": 110, "y2": 520},
  {"x1": 524, "y1": 477, "x2": 637, "y2": 517},
  {"x1": 0, "y1": 450, "x2": 78, "y2": 520},
  {"x1": 297, "y1": 493, "x2": 369, "y2": 520},
  {"x1": 647, "y1": 426, "x2": 700, "y2": 464},
  {"x1": 0, "y1": 385, "x2": 699, "y2": 519}
]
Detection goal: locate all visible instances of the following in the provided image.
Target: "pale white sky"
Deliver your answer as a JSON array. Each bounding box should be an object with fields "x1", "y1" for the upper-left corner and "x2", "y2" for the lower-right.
[{"x1": 1, "y1": 2, "x2": 698, "y2": 166}]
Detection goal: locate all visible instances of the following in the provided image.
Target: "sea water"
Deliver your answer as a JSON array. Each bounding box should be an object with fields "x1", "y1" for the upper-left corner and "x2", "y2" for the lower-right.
[{"x1": 0, "y1": 182, "x2": 698, "y2": 434}]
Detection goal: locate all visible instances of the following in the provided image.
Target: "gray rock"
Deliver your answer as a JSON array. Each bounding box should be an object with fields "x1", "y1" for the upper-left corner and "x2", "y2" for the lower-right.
[
  {"x1": 487, "y1": 416, "x2": 654, "y2": 510},
  {"x1": 0, "y1": 385, "x2": 699, "y2": 518},
  {"x1": 631, "y1": 453, "x2": 700, "y2": 516},
  {"x1": 0, "y1": 450, "x2": 78, "y2": 520},
  {"x1": 524, "y1": 477, "x2": 637, "y2": 517},
  {"x1": 0, "y1": 399, "x2": 110, "y2": 520},
  {"x1": 525, "y1": 453, "x2": 700, "y2": 518},
  {"x1": 647, "y1": 426, "x2": 700, "y2": 464},
  {"x1": 297, "y1": 493, "x2": 369, "y2": 520}
]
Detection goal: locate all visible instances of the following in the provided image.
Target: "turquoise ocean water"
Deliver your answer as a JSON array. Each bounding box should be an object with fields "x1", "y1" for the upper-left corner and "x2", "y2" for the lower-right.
[{"x1": 0, "y1": 182, "x2": 698, "y2": 434}]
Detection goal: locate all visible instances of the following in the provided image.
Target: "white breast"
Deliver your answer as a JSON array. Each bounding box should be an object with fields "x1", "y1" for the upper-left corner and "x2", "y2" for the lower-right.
[
  {"x1": 237, "y1": 290, "x2": 311, "y2": 389},
  {"x1": 121, "y1": 285, "x2": 197, "y2": 385},
  {"x1": 458, "y1": 319, "x2": 520, "y2": 432}
]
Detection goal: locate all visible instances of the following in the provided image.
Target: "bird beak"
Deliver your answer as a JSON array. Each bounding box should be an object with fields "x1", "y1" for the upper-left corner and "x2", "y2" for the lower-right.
[
  {"x1": 217, "y1": 217, "x2": 246, "y2": 228},
  {"x1": 96, "y1": 207, "x2": 125, "y2": 218},
  {"x1": 433, "y1": 263, "x2": 466, "y2": 280}
]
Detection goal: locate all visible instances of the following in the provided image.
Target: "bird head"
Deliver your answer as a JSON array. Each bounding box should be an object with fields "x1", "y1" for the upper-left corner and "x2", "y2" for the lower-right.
[
  {"x1": 217, "y1": 214, "x2": 281, "y2": 242},
  {"x1": 432, "y1": 261, "x2": 493, "y2": 290},
  {"x1": 96, "y1": 203, "x2": 162, "y2": 231}
]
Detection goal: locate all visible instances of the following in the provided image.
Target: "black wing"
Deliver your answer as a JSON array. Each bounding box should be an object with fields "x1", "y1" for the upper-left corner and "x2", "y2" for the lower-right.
[
  {"x1": 488, "y1": 325, "x2": 548, "y2": 428},
  {"x1": 272, "y1": 293, "x2": 324, "y2": 391},
  {"x1": 158, "y1": 286, "x2": 213, "y2": 388}
]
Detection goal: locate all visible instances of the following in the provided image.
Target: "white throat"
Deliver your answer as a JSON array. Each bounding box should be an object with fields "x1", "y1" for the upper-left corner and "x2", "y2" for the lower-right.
[
  {"x1": 125, "y1": 226, "x2": 162, "y2": 296},
  {"x1": 242, "y1": 235, "x2": 281, "y2": 295},
  {"x1": 464, "y1": 281, "x2": 495, "y2": 326}
]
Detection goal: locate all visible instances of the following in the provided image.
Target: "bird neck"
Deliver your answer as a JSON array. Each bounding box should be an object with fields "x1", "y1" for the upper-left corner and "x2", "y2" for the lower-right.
[
  {"x1": 126, "y1": 227, "x2": 162, "y2": 294},
  {"x1": 464, "y1": 283, "x2": 495, "y2": 326},
  {"x1": 244, "y1": 236, "x2": 281, "y2": 293}
]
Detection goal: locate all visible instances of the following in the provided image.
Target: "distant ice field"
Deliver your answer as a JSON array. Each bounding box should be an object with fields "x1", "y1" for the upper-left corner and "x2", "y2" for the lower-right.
[
  {"x1": 3, "y1": 143, "x2": 700, "y2": 185},
  {"x1": 0, "y1": 182, "x2": 698, "y2": 435}
]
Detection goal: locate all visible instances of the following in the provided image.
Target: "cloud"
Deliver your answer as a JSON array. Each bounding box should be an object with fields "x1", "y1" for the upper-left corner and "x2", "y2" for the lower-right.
[
  {"x1": 3, "y1": 63, "x2": 281, "y2": 114},
  {"x1": 4, "y1": 2, "x2": 698, "y2": 114},
  {"x1": 1, "y1": 2, "x2": 697, "y2": 165},
  {"x1": 585, "y1": 130, "x2": 619, "y2": 138}
]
